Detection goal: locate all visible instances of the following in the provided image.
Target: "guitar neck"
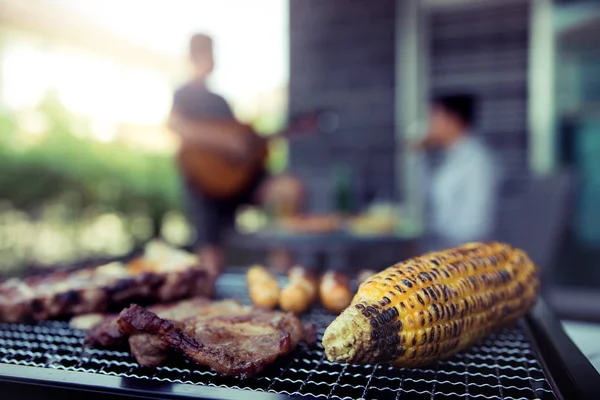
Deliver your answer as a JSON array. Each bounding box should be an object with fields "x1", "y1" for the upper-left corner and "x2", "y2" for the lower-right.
[{"x1": 262, "y1": 110, "x2": 323, "y2": 141}]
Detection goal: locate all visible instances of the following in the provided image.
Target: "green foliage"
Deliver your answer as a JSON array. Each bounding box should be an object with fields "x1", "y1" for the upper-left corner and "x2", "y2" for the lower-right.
[
  {"x1": 0, "y1": 109, "x2": 18, "y2": 146},
  {"x1": 0, "y1": 95, "x2": 182, "y2": 223},
  {"x1": 253, "y1": 111, "x2": 289, "y2": 174},
  {"x1": 0, "y1": 92, "x2": 291, "y2": 230}
]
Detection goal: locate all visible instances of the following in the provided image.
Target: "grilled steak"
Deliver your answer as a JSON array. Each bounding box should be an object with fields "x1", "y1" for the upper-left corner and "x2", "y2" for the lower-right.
[
  {"x1": 81, "y1": 297, "x2": 215, "y2": 348},
  {"x1": 0, "y1": 241, "x2": 214, "y2": 322},
  {"x1": 117, "y1": 300, "x2": 316, "y2": 378},
  {"x1": 82, "y1": 315, "x2": 123, "y2": 347}
]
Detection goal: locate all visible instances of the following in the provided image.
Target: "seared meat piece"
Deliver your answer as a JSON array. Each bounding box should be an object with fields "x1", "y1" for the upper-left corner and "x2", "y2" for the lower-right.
[
  {"x1": 83, "y1": 315, "x2": 123, "y2": 347},
  {"x1": 0, "y1": 241, "x2": 214, "y2": 322},
  {"x1": 117, "y1": 301, "x2": 316, "y2": 378},
  {"x1": 82, "y1": 297, "x2": 215, "y2": 348},
  {"x1": 129, "y1": 333, "x2": 174, "y2": 367},
  {"x1": 1, "y1": 263, "x2": 132, "y2": 322},
  {"x1": 127, "y1": 241, "x2": 216, "y2": 302}
]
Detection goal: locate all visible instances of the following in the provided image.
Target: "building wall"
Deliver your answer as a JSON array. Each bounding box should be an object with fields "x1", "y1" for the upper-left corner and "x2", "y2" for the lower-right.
[
  {"x1": 288, "y1": 0, "x2": 397, "y2": 212},
  {"x1": 426, "y1": 0, "x2": 531, "y2": 236},
  {"x1": 288, "y1": 0, "x2": 532, "y2": 240}
]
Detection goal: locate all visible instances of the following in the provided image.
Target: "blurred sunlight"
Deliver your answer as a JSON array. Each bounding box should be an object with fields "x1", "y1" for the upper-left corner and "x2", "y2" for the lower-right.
[
  {"x1": 1, "y1": 0, "x2": 289, "y2": 142},
  {"x1": 0, "y1": 0, "x2": 289, "y2": 271}
]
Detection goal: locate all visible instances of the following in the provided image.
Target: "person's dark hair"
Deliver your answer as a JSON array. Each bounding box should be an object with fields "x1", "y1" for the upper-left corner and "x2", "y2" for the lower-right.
[
  {"x1": 432, "y1": 93, "x2": 476, "y2": 128},
  {"x1": 190, "y1": 33, "x2": 213, "y2": 60}
]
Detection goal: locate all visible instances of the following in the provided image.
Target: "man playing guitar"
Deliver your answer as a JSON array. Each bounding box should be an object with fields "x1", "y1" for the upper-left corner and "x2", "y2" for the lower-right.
[{"x1": 168, "y1": 33, "x2": 305, "y2": 276}]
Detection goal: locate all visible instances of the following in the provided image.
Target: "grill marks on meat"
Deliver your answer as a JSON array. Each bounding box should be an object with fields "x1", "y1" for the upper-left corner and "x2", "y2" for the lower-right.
[
  {"x1": 117, "y1": 301, "x2": 316, "y2": 378},
  {"x1": 83, "y1": 297, "x2": 215, "y2": 348},
  {"x1": 81, "y1": 298, "x2": 317, "y2": 377},
  {"x1": 84, "y1": 316, "x2": 123, "y2": 347},
  {"x1": 0, "y1": 248, "x2": 214, "y2": 323}
]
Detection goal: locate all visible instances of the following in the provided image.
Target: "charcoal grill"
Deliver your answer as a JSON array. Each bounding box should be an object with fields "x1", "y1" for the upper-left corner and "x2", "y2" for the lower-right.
[{"x1": 0, "y1": 272, "x2": 598, "y2": 400}]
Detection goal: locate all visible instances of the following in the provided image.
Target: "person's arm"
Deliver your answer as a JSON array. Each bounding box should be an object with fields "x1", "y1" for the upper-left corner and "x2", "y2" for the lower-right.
[{"x1": 168, "y1": 110, "x2": 256, "y2": 160}]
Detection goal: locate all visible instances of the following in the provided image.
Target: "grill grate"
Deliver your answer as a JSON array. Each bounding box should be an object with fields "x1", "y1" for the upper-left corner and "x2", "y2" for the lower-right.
[{"x1": 0, "y1": 273, "x2": 558, "y2": 400}]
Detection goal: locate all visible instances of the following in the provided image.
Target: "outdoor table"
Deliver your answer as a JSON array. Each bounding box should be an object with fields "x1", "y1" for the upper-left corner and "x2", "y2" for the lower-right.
[{"x1": 229, "y1": 227, "x2": 422, "y2": 271}]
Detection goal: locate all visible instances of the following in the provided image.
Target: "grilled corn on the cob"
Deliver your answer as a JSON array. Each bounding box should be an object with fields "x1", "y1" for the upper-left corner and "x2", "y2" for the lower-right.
[{"x1": 322, "y1": 242, "x2": 539, "y2": 367}]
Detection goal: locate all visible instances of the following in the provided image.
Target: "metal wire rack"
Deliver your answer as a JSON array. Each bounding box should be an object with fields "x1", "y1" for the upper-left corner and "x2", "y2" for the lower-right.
[{"x1": 0, "y1": 273, "x2": 560, "y2": 400}]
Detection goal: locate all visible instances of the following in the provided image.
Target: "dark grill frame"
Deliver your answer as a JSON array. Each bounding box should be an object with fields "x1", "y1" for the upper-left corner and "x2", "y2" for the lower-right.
[{"x1": 0, "y1": 272, "x2": 598, "y2": 400}]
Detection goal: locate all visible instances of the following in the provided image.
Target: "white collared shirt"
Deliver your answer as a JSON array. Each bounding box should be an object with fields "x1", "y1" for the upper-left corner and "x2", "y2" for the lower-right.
[{"x1": 426, "y1": 136, "x2": 500, "y2": 248}]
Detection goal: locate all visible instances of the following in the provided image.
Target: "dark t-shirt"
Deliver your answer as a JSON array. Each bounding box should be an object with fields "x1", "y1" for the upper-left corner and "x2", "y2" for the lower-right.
[
  {"x1": 175, "y1": 81, "x2": 266, "y2": 245},
  {"x1": 172, "y1": 81, "x2": 233, "y2": 120}
]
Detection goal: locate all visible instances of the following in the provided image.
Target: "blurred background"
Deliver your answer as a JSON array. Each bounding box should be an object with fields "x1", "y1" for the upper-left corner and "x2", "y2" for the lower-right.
[
  {"x1": 0, "y1": 0, "x2": 599, "y2": 328},
  {"x1": 0, "y1": 0, "x2": 290, "y2": 267}
]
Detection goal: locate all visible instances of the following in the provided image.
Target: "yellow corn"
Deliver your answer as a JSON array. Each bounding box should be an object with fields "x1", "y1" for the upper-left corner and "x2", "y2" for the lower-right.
[{"x1": 322, "y1": 242, "x2": 539, "y2": 367}]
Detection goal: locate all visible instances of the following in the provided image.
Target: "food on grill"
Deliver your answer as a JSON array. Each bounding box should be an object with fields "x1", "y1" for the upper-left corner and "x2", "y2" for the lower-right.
[
  {"x1": 323, "y1": 242, "x2": 539, "y2": 367},
  {"x1": 80, "y1": 313, "x2": 124, "y2": 347},
  {"x1": 247, "y1": 265, "x2": 280, "y2": 308},
  {"x1": 279, "y1": 214, "x2": 342, "y2": 233},
  {"x1": 78, "y1": 297, "x2": 211, "y2": 348},
  {"x1": 117, "y1": 299, "x2": 317, "y2": 377},
  {"x1": 0, "y1": 241, "x2": 214, "y2": 322},
  {"x1": 319, "y1": 271, "x2": 353, "y2": 314},
  {"x1": 70, "y1": 313, "x2": 105, "y2": 330},
  {"x1": 280, "y1": 266, "x2": 318, "y2": 313},
  {"x1": 357, "y1": 269, "x2": 377, "y2": 285}
]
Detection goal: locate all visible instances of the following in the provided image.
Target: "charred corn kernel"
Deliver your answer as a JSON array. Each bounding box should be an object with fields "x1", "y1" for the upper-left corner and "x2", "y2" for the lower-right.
[
  {"x1": 322, "y1": 242, "x2": 539, "y2": 367},
  {"x1": 247, "y1": 265, "x2": 280, "y2": 308}
]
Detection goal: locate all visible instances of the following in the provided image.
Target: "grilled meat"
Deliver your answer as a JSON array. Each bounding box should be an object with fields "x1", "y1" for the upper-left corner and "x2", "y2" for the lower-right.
[
  {"x1": 82, "y1": 315, "x2": 123, "y2": 347},
  {"x1": 0, "y1": 241, "x2": 214, "y2": 322},
  {"x1": 117, "y1": 300, "x2": 316, "y2": 378},
  {"x1": 82, "y1": 297, "x2": 222, "y2": 348},
  {"x1": 129, "y1": 332, "x2": 174, "y2": 367}
]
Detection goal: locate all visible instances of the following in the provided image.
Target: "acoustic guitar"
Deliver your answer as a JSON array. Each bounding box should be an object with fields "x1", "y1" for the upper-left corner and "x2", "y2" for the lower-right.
[{"x1": 177, "y1": 110, "x2": 333, "y2": 199}]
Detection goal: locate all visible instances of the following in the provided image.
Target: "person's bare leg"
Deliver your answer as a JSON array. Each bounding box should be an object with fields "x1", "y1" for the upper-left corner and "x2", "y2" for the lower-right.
[{"x1": 198, "y1": 245, "x2": 224, "y2": 278}]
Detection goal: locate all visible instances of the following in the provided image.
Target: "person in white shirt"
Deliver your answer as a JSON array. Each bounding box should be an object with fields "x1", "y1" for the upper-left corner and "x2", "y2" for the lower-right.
[{"x1": 417, "y1": 94, "x2": 500, "y2": 251}]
